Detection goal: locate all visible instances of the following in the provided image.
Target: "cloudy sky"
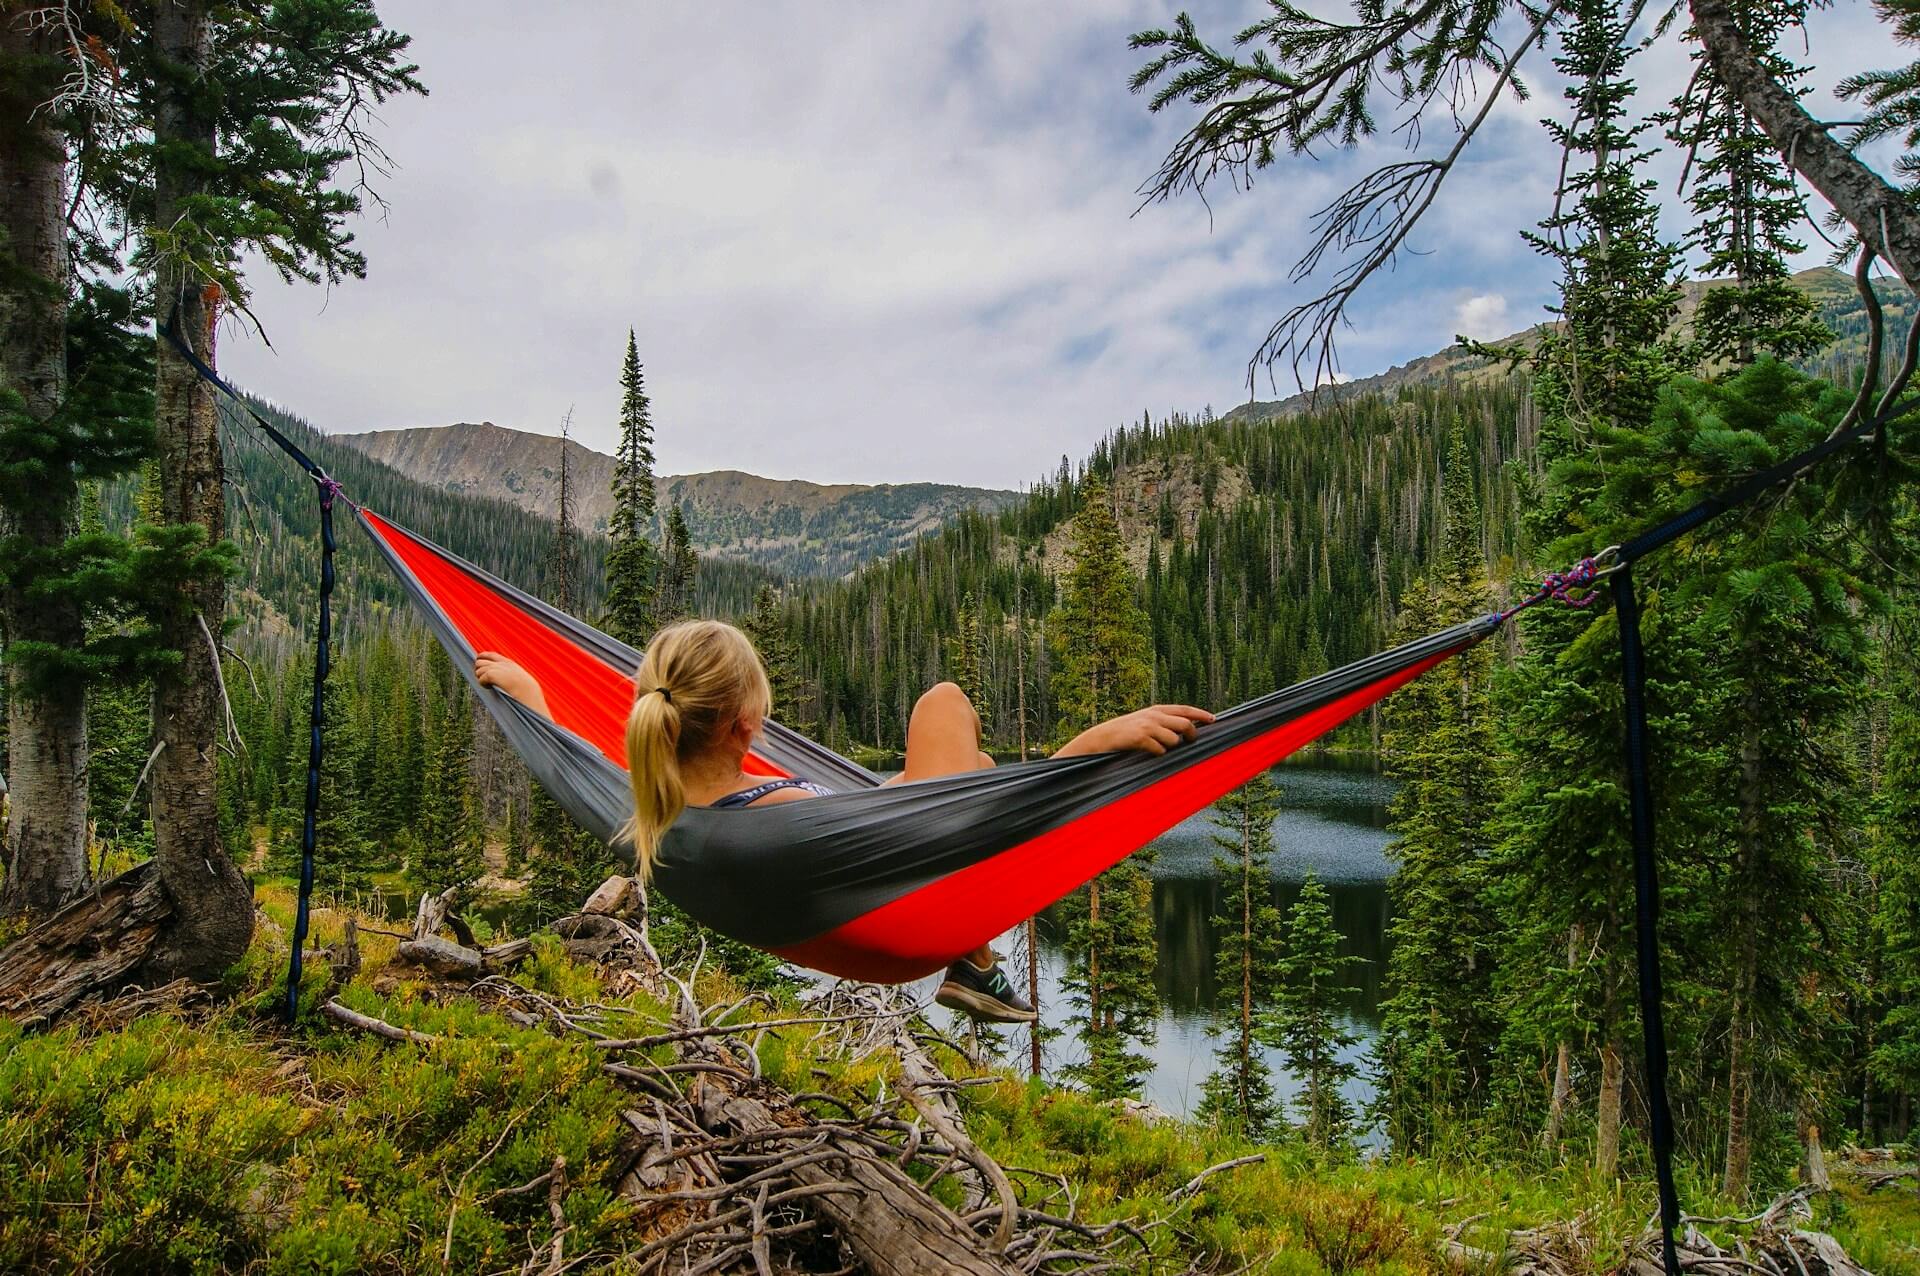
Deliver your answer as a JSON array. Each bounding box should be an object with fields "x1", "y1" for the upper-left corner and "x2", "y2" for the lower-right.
[{"x1": 220, "y1": 2, "x2": 1887, "y2": 489}]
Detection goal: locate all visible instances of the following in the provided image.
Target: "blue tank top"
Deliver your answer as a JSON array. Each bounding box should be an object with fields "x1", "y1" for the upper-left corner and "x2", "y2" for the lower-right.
[{"x1": 708, "y1": 778, "x2": 834, "y2": 809}]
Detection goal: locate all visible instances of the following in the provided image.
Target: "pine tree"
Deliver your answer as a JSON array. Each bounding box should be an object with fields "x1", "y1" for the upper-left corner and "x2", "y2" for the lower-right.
[
  {"x1": 1198, "y1": 771, "x2": 1287, "y2": 1138},
  {"x1": 744, "y1": 584, "x2": 809, "y2": 733},
  {"x1": 503, "y1": 795, "x2": 531, "y2": 878},
  {"x1": 1274, "y1": 873, "x2": 1363, "y2": 1153},
  {"x1": 128, "y1": 0, "x2": 423, "y2": 975},
  {"x1": 1053, "y1": 479, "x2": 1159, "y2": 1100},
  {"x1": 1051, "y1": 480, "x2": 1150, "y2": 736},
  {"x1": 1655, "y1": 364, "x2": 1873, "y2": 1200},
  {"x1": 1663, "y1": 0, "x2": 1828, "y2": 369},
  {"x1": 545, "y1": 412, "x2": 581, "y2": 614},
  {"x1": 945, "y1": 591, "x2": 991, "y2": 729},
  {"x1": 1060, "y1": 851, "x2": 1159, "y2": 1100},
  {"x1": 410, "y1": 698, "x2": 483, "y2": 895},
  {"x1": 655, "y1": 505, "x2": 697, "y2": 626},
  {"x1": 1374, "y1": 427, "x2": 1500, "y2": 1149},
  {"x1": 1869, "y1": 634, "x2": 1920, "y2": 1119},
  {"x1": 1485, "y1": 0, "x2": 1688, "y2": 1179},
  {"x1": 604, "y1": 329, "x2": 659, "y2": 646}
]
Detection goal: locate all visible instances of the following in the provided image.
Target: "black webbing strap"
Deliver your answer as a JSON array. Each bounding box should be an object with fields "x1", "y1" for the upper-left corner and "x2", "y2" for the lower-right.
[
  {"x1": 1612, "y1": 566, "x2": 1682, "y2": 1276},
  {"x1": 158, "y1": 319, "x2": 345, "y2": 1023}
]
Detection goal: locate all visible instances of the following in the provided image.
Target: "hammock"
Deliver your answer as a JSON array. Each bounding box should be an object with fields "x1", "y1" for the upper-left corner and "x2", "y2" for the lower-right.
[{"x1": 359, "y1": 508, "x2": 1496, "y2": 982}]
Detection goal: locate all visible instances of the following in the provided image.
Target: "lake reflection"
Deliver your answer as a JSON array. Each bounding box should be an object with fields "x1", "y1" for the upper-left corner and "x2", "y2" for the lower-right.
[{"x1": 925, "y1": 755, "x2": 1399, "y2": 1131}]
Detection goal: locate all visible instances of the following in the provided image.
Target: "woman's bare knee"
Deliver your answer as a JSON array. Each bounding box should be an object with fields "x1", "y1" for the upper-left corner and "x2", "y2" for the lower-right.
[
  {"x1": 917, "y1": 681, "x2": 973, "y2": 716},
  {"x1": 902, "y1": 682, "x2": 984, "y2": 781}
]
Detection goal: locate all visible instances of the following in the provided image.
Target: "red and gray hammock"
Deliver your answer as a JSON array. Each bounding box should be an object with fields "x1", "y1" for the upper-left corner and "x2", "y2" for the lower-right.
[{"x1": 167, "y1": 324, "x2": 1900, "y2": 1276}]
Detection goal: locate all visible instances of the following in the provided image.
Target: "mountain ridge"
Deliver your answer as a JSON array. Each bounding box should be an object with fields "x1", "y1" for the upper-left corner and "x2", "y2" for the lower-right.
[
  {"x1": 1220, "y1": 266, "x2": 1894, "y2": 424},
  {"x1": 338, "y1": 421, "x2": 1022, "y2": 579}
]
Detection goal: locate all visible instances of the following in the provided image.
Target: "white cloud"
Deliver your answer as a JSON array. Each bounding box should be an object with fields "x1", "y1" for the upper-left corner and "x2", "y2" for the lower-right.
[
  {"x1": 1453, "y1": 294, "x2": 1513, "y2": 342},
  {"x1": 215, "y1": 1, "x2": 1886, "y2": 488}
]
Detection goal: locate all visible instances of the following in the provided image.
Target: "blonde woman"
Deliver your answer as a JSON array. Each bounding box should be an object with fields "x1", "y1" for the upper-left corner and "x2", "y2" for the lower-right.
[{"x1": 476, "y1": 619, "x2": 1212, "y2": 1022}]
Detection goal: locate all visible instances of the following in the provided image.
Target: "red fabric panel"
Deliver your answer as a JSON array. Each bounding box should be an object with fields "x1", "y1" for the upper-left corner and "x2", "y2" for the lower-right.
[
  {"x1": 360, "y1": 511, "x2": 792, "y2": 777},
  {"x1": 772, "y1": 646, "x2": 1463, "y2": 982}
]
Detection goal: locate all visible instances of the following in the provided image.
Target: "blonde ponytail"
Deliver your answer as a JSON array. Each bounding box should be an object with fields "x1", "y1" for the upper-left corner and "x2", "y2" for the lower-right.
[{"x1": 623, "y1": 620, "x2": 771, "y2": 877}]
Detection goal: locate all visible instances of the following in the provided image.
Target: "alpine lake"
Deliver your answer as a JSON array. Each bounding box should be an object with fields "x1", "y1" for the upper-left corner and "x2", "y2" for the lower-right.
[{"x1": 906, "y1": 752, "x2": 1398, "y2": 1136}]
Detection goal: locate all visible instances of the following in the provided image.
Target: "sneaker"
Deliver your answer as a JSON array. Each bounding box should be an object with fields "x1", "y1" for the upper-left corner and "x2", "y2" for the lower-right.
[{"x1": 935, "y1": 955, "x2": 1037, "y2": 1024}]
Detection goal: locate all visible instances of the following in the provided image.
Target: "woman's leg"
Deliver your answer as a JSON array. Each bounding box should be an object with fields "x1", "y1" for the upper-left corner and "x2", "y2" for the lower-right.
[
  {"x1": 900, "y1": 682, "x2": 992, "y2": 782},
  {"x1": 902, "y1": 684, "x2": 1003, "y2": 970}
]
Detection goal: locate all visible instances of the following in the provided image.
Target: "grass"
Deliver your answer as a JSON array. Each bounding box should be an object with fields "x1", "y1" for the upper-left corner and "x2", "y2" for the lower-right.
[{"x1": 0, "y1": 895, "x2": 1914, "y2": 1275}]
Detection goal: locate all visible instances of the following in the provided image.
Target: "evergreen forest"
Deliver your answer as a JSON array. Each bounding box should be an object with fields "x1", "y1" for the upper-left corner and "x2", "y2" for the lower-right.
[{"x1": 1, "y1": 2, "x2": 1918, "y2": 1274}]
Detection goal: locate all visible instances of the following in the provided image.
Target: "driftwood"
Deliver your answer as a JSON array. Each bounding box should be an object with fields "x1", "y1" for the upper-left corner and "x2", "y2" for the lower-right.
[
  {"x1": 321, "y1": 997, "x2": 440, "y2": 1045},
  {"x1": 693, "y1": 1059, "x2": 1018, "y2": 1276},
  {"x1": 387, "y1": 887, "x2": 530, "y2": 979},
  {"x1": 1167, "y1": 1155, "x2": 1266, "y2": 1204},
  {"x1": 1833, "y1": 1146, "x2": 1919, "y2": 1194},
  {"x1": 438, "y1": 903, "x2": 1159, "y2": 1274},
  {"x1": 0, "y1": 861, "x2": 172, "y2": 1026},
  {"x1": 1445, "y1": 1188, "x2": 1875, "y2": 1276}
]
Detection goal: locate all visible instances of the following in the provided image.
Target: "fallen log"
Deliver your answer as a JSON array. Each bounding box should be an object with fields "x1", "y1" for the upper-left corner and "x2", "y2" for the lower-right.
[
  {"x1": 0, "y1": 862, "x2": 172, "y2": 1026},
  {"x1": 321, "y1": 997, "x2": 440, "y2": 1045}
]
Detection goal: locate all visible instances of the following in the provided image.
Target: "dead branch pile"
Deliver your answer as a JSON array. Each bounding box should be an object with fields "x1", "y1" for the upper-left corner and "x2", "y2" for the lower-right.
[
  {"x1": 1446, "y1": 1187, "x2": 1874, "y2": 1276},
  {"x1": 374, "y1": 878, "x2": 1175, "y2": 1275},
  {"x1": 1833, "y1": 1145, "x2": 1919, "y2": 1195}
]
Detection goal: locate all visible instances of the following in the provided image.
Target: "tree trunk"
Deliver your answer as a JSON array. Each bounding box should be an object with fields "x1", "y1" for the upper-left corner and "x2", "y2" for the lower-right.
[
  {"x1": 1240, "y1": 818, "x2": 1253, "y2": 1121},
  {"x1": 1691, "y1": 0, "x2": 1920, "y2": 288},
  {"x1": 1025, "y1": 916, "x2": 1042, "y2": 1079},
  {"x1": 0, "y1": 14, "x2": 89, "y2": 920},
  {"x1": 1541, "y1": 926, "x2": 1580, "y2": 1151},
  {"x1": 1798, "y1": 1104, "x2": 1830, "y2": 1192},
  {"x1": 1725, "y1": 1008, "x2": 1753, "y2": 1199},
  {"x1": 1087, "y1": 877, "x2": 1101, "y2": 1035},
  {"x1": 1597, "y1": 1037, "x2": 1623, "y2": 1179},
  {"x1": 1726, "y1": 668, "x2": 1764, "y2": 1202},
  {"x1": 0, "y1": 862, "x2": 172, "y2": 1025},
  {"x1": 145, "y1": 0, "x2": 253, "y2": 980}
]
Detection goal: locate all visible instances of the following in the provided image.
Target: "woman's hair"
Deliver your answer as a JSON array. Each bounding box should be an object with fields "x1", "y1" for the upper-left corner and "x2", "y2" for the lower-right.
[{"x1": 624, "y1": 619, "x2": 771, "y2": 877}]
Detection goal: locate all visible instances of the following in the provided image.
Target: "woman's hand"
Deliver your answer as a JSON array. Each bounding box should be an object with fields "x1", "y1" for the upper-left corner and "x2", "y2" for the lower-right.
[
  {"x1": 474, "y1": 651, "x2": 553, "y2": 720},
  {"x1": 1056, "y1": 705, "x2": 1215, "y2": 758}
]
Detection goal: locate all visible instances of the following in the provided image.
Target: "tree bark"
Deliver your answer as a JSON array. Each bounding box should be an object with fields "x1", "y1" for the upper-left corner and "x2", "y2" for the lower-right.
[
  {"x1": 0, "y1": 862, "x2": 172, "y2": 1025},
  {"x1": 0, "y1": 11, "x2": 90, "y2": 920},
  {"x1": 145, "y1": 0, "x2": 252, "y2": 980},
  {"x1": 1541, "y1": 926, "x2": 1581, "y2": 1151},
  {"x1": 1726, "y1": 664, "x2": 1765, "y2": 1202},
  {"x1": 1691, "y1": 0, "x2": 1920, "y2": 288},
  {"x1": 1597, "y1": 1037, "x2": 1623, "y2": 1179}
]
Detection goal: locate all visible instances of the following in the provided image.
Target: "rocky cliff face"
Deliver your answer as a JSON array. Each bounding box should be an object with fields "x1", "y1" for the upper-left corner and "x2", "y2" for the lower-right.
[{"x1": 338, "y1": 422, "x2": 1020, "y2": 578}]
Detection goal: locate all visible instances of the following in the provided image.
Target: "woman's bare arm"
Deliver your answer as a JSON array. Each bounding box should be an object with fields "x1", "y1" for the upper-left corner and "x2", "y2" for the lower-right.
[
  {"x1": 1055, "y1": 705, "x2": 1214, "y2": 758},
  {"x1": 474, "y1": 652, "x2": 554, "y2": 721}
]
